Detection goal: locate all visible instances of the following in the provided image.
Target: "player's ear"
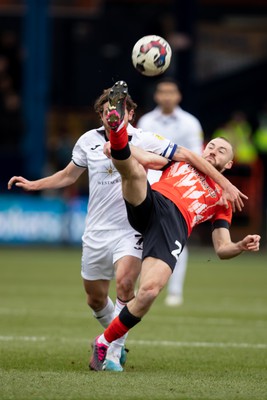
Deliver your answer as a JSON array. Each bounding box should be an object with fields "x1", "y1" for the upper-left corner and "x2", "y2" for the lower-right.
[
  {"x1": 176, "y1": 86, "x2": 182, "y2": 103},
  {"x1": 225, "y1": 160, "x2": 233, "y2": 170}
]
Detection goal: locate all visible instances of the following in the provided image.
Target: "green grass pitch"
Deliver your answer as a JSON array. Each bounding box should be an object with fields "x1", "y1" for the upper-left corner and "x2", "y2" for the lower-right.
[{"x1": 0, "y1": 246, "x2": 266, "y2": 400}]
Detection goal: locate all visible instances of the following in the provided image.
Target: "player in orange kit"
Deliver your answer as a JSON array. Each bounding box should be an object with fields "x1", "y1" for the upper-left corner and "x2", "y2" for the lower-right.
[{"x1": 89, "y1": 81, "x2": 260, "y2": 371}]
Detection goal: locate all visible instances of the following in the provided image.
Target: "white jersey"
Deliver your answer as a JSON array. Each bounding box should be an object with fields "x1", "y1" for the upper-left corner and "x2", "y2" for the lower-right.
[
  {"x1": 72, "y1": 123, "x2": 175, "y2": 244},
  {"x1": 137, "y1": 106, "x2": 203, "y2": 183}
]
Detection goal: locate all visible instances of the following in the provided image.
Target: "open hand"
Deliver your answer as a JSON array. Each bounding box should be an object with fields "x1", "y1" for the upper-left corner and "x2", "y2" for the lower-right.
[{"x1": 221, "y1": 182, "x2": 248, "y2": 212}]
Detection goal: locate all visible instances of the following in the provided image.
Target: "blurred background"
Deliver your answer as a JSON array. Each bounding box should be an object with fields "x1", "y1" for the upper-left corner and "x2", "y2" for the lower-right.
[{"x1": 0, "y1": 0, "x2": 267, "y2": 246}]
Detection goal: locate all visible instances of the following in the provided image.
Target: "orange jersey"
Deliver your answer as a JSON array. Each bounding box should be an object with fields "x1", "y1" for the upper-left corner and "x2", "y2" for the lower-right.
[{"x1": 151, "y1": 161, "x2": 232, "y2": 236}]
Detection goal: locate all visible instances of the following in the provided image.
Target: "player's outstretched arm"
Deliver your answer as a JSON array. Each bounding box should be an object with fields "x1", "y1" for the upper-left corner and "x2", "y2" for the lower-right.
[
  {"x1": 172, "y1": 146, "x2": 248, "y2": 212},
  {"x1": 103, "y1": 142, "x2": 168, "y2": 170},
  {"x1": 212, "y1": 227, "x2": 261, "y2": 259},
  {"x1": 8, "y1": 161, "x2": 85, "y2": 192},
  {"x1": 129, "y1": 145, "x2": 168, "y2": 170}
]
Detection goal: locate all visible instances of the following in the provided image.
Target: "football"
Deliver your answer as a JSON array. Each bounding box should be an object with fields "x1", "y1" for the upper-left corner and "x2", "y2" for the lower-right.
[{"x1": 132, "y1": 35, "x2": 172, "y2": 77}]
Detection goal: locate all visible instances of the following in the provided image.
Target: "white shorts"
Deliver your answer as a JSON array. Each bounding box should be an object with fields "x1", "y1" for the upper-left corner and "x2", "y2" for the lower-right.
[{"x1": 81, "y1": 229, "x2": 143, "y2": 280}]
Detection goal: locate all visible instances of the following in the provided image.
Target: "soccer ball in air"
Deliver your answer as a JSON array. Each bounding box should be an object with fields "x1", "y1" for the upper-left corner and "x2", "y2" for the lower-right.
[{"x1": 132, "y1": 35, "x2": 172, "y2": 77}]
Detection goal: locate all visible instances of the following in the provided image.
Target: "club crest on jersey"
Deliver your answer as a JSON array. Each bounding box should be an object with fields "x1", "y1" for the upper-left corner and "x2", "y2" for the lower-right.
[{"x1": 98, "y1": 162, "x2": 121, "y2": 184}]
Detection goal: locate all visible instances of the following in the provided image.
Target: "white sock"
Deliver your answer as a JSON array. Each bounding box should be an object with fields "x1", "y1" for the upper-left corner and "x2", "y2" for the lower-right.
[
  {"x1": 98, "y1": 334, "x2": 110, "y2": 346},
  {"x1": 108, "y1": 298, "x2": 131, "y2": 355},
  {"x1": 92, "y1": 296, "x2": 114, "y2": 328},
  {"x1": 114, "y1": 297, "x2": 127, "y2": 317}
]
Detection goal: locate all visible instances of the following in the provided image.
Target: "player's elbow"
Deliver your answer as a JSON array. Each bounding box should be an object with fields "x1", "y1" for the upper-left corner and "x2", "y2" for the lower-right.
[
  {"x1": 215, "y1": 248, "x2": 231, "y2": 260},
  {"x1": 217, "y1": 252, "x2": 228, "y2": 260}
]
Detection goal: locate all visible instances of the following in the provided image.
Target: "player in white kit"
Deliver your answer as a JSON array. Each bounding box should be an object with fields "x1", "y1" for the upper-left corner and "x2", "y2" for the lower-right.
[{"x1": 8, "y1": 87, "x2": 177, "y2": 371}]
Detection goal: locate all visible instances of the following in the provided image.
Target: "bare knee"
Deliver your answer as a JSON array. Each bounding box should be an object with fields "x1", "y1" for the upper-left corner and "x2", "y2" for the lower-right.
[
  {"x1": 115, "y1": 256, "x2": 141, "y2": 301},
  {"x1": 116, "y1": 275, "x2": 136, "y2": 301},
  {"x1": 86, "y1": 294, "x2": 107, "y2": 312},
  {"x1": 136, "y1": 283, "x2": 161, "y2": 312},
  {"x1": 83, "y1": 280, "x2": 109, "y2": 312}
]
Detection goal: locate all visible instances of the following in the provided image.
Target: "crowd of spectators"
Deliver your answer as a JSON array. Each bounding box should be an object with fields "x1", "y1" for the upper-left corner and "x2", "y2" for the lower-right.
[
  {"x1": 0, "y1": 26, "x2": 266, "y2": 241},
  {"x1": 0, "y1": 29, "x2": 24, "y2": 191}
]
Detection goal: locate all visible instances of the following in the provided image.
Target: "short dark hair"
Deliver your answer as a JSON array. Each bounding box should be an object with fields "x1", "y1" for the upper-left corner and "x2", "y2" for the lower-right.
[{"x1": 155, "y1": 76, "x2": 181, "y2": 91}]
